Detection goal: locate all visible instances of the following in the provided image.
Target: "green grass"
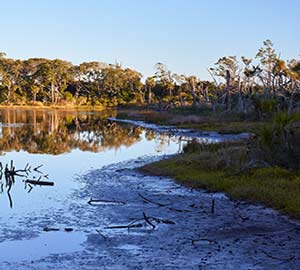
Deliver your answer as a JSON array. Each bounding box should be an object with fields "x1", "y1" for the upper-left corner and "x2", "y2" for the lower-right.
[
  {"x1": 139, "y1": 144, "x2": 300, "y2": 219},
  {"x1": 117, "y1": 108, "x2": 272, "y2": 134}
]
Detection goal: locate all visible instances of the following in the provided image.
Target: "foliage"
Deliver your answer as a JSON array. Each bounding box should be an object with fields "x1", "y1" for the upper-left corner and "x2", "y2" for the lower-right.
[
  {"x1": 0, "y1": 40, "x2": 299, "y2": 112},
  {"x1": 256, "y1": 111, "x2": 300, "y2": 168}
]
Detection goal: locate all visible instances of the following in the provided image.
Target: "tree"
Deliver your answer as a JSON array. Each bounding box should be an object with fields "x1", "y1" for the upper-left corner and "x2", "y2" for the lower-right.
[
  {"x1": 145, "y1": 76, "x2": 156, "y2": 104},
  {"x1": 256, "y1": 39, "x2": 278, "y2": 97}
]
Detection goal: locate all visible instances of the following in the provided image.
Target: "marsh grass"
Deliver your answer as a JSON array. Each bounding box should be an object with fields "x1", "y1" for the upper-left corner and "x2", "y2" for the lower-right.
[
  {"x1": 117, "y1": 108, "x2": 271, "y2": 134},
  {"x1": 140, "y1": 140, "x2": 300, "y2": 218}
]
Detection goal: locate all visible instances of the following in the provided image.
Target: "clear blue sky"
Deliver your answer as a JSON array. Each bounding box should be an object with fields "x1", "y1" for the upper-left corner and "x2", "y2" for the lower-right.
[{"x1": 1, "y1": 0, "x2": 299, "y2": 79}]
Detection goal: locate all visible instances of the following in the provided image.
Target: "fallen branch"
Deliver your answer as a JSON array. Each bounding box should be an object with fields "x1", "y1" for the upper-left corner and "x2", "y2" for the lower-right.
[
  {"x1": 211, "y1": 198, "x2": 215, "y2": 214},
  {"x1": 25, "y1": 179, "x2": 54, "y2": 186},
  {"x1": 143, "y1": 212, "x2": 156, "y2": 229},
  {"x1": 104, "y1": 224, "x2": 143, "y2": 230},
  {"x1": 43, "y1": 227, "x2": 59, "y2": 232},
  {"x1": 138, "y1": 193, "x2": 192, "y2": 213},
  {"x1": 88, "y1": 198, "x2": 126, "y2": 205},
  {"x1": 96, "y1": 229, "x2": 107, "y2": 240},
  {"x1": 138, "y1": 193, "x2": 166, "y2": 207},
  {"x1": 151, "y1": 217, "x2": 175, "y2": 225},
  {"x1": 261, "y1": 250, "x2": 295, "y2": 261},
  {"x1": 192, "y1": 238, "x2": 218, "y2": 245}
]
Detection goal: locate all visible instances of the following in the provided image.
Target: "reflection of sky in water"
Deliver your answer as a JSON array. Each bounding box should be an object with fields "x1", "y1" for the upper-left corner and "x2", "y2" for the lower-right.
[
  {"x1": 0, "y1": 109, "x2": 246, "y2": 264},
  {"x1": 0, "y1": 131, "x2": 181, "y2": 218},
  {"x1": 0, "y1": 109, "x2": 244, "y2": 218},
  {"x1": 0, "y1": 109, "x2": 243, "y2": 220},
  {"x1": 0, "y1": 231, "x2": 85, "y2": 262}
]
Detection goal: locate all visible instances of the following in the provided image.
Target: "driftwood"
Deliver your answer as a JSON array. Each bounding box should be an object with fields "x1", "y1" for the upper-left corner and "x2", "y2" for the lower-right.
[
  {"x1": 211, "y1": 198, "x2": 215, "y2": 214},
  {"x1": 104, "y1": 224, "x2": 143, "y2": 230},
  {"x1": 88, "y1": 198, "x2": 126, "y2": 205},
  {"x1": 43, "y1": 227, "x2": 73, "y2": 232},
  {"x1": 104, "y1": 213, "x2": 175, "y2": 231},
  {"x1": 43, "y1": 227, "x2": 59, "y2": 232},
  {"x1": 148, "y1": 216, "x2": 175, "y2": 225},
  {"x1": 138, "y1": 193, "x2": 167, "y2": 207},
  {"x1": 138, "y1": 193, "x2": 192, "y2": 213},
  {"x1": 96, "y1": 229, "x2": 107, "y2": 240},
  {"x1": 0, "y1": 160, "x2": 52, "y2": 208},
  {"x1": 261, "y1": 250, "x2": 296, "y2": 261},
  {"x1": 192, "y1": 238, "x2": 218, "y2": 245},
  {"x1": 143, "y1": 212, "x2": 156, "y2": 229},
  {"x1": 25, "y1": 179, "x2": 54, "y2": 186}
]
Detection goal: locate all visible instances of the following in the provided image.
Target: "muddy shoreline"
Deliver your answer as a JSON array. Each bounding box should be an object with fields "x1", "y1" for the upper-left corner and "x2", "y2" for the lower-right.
[
  {"x1": 0, "y1": 156, "x2": 299, "y2": 269},
  {"x1": 0, "y1": 118, "x2": 298, "y2": 269}
]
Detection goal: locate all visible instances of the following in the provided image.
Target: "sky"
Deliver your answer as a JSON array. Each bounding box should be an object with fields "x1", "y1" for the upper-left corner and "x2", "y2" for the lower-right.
[{"x1": 0, "y1": 0, "x2": 299, "y2": 79}]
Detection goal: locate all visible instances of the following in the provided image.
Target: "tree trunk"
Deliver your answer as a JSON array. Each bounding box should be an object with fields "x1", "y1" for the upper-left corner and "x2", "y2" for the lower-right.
[
  {"x1": 190, "y1": 79, "x2": 198, "y2": 106},
  {"x1": 225, "y1": 70, "x2": 231, "y2": 110},
  {"x1": 51, "y1": 82, "x2": 55, "y2": 103}
]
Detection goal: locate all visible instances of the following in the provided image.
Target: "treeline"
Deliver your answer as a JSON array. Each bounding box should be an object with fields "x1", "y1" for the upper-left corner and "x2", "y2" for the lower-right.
[{"x1": 0, "y1": 40, "x2": 299, "y2": 113}]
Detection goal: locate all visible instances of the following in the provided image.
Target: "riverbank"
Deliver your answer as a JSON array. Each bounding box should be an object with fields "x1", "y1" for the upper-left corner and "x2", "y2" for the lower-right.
[
  {"x1": 116, "y1": 107, "x2": 272, "y2": 134},
  {"x1": 2, "y1": 157, "x2": 299, "y2": 269},
  {"x1": 139, "y1": 143, "x2": 300, "y2": 219},
  {"x1": 0, "y1": 104, "x2": 107, "y2": 111},
  {"x1": 111, "y1": 108, "x2": 300, "y2": 219}
]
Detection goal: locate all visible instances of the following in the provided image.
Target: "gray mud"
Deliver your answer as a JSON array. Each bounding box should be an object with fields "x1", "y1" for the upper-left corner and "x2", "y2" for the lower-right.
[{"x1": 0, "y1": 156, "x2": 299, "y2": 270}]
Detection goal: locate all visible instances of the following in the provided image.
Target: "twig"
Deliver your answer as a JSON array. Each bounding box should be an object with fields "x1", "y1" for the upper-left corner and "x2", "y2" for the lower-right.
[
  {"x1": 151, "y1": 217, "x2": 175, "y2": 225},
  {"x1": 192, "y1": 238, "x2": 218, "y2": 245},
  {"x1": 96, "y1": 229, "x2": 107, "y2": 240},
  {"x1": 25, "y1": 179, "x2": 54, "y2": 186},
  {"x1": 138, "y1": 193, "x2": 166, "y2": 207},
  {"x1": 27, "y1": 184, "x2": 33, "y2": 193},
  {"x1": 211, "y1": 198, "x2": 215, "y2": 214},
  {"x1": 43, "y1": 227, "x2": 59, "y2": 232},
  {"x1": 104, "y1": 224, "x2": 143, "y2": 229},
  {"x1": 138, "y1": 193, "x2": 192, "y2": 213},
  {"x1": 88, "y1": 198, "x2": 126, "y2": 205},
  {"x1": 33, "y1": 164, "x2": 44, "y2": 174},
  {"x1": 261, "y1": 250, "x2": 295, "y2": 261},
  {"x1": 143, "y1": 212, "x2": 156, "y2": 229}
]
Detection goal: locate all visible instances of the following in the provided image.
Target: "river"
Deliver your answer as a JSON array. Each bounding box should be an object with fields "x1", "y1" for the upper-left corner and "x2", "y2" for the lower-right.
[{"x1": 0, "y1": 108, "x2": 298, "y2": 270}]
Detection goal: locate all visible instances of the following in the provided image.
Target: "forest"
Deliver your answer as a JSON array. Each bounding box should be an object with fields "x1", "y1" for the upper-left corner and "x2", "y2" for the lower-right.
[{"x1": 0, "y1": 40, "x2": 299, "y2": 114}]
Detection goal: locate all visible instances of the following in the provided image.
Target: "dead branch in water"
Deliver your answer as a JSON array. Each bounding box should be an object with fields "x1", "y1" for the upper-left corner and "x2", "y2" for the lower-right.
[
  {"x1": 105, "y1": 213, "x2": 175, "y2": 231},
  {"x1": 192, "y1": 238, "x2": 218, "y2": 245},
  {"x1": 261, "y1": 250, "x2": 297, "y2": 261},
  {"x1": 88, "y1": 198, "x2": 126, "y2": 205},
  {"x1": 96, "y1": 229, "x2": 107, "y2": 240},
  {"x1": 143, "y1": 212, "x2": 156, "y2": 229},
  {"x1": 33, "y1": 164, "x2": 44, "y2": 174},
  {"x1": 43, "y1": 227, "x2": 60, "y2": 232},
  {"x1": 25, "y1": 179, "x2": 54, "y2": 186},
  {"x1": 104, "y1": 224, "x2": 143, "y2": 230},
  {"x1": 211, "y1": 198, "x2": 215, "y2": 214}
]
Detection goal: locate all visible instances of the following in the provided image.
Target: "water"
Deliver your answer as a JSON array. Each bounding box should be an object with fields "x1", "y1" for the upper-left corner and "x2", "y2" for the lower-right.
[
  {"x1": 0, "y1": 109, "x2": 182, "y2": 213},
  {"x1": 0, "y1": 108, "x2": 239, "y2": 266},
  {"x1": 0, "y1": 108, "x2": 188, "y2": 263}
]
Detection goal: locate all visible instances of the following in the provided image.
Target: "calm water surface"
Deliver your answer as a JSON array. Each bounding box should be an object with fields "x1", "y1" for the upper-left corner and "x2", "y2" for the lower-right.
[{"x1": 0, "y1": 109, "x2": 183, "y2": 217}]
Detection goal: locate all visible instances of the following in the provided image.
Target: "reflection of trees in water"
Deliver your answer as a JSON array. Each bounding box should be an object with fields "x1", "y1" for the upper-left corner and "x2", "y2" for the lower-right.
[{"x1": 0, "y1": 109, "x2": 174, "y2": 155}]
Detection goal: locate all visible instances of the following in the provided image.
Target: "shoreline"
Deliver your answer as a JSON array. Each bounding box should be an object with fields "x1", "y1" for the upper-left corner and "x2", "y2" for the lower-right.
[
  {"x1": 0, "y1": 104, "x2": 109, "y2": 111},
  {"x1": 108, "y1": 116, "x2": 300, "y2": 220}
]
